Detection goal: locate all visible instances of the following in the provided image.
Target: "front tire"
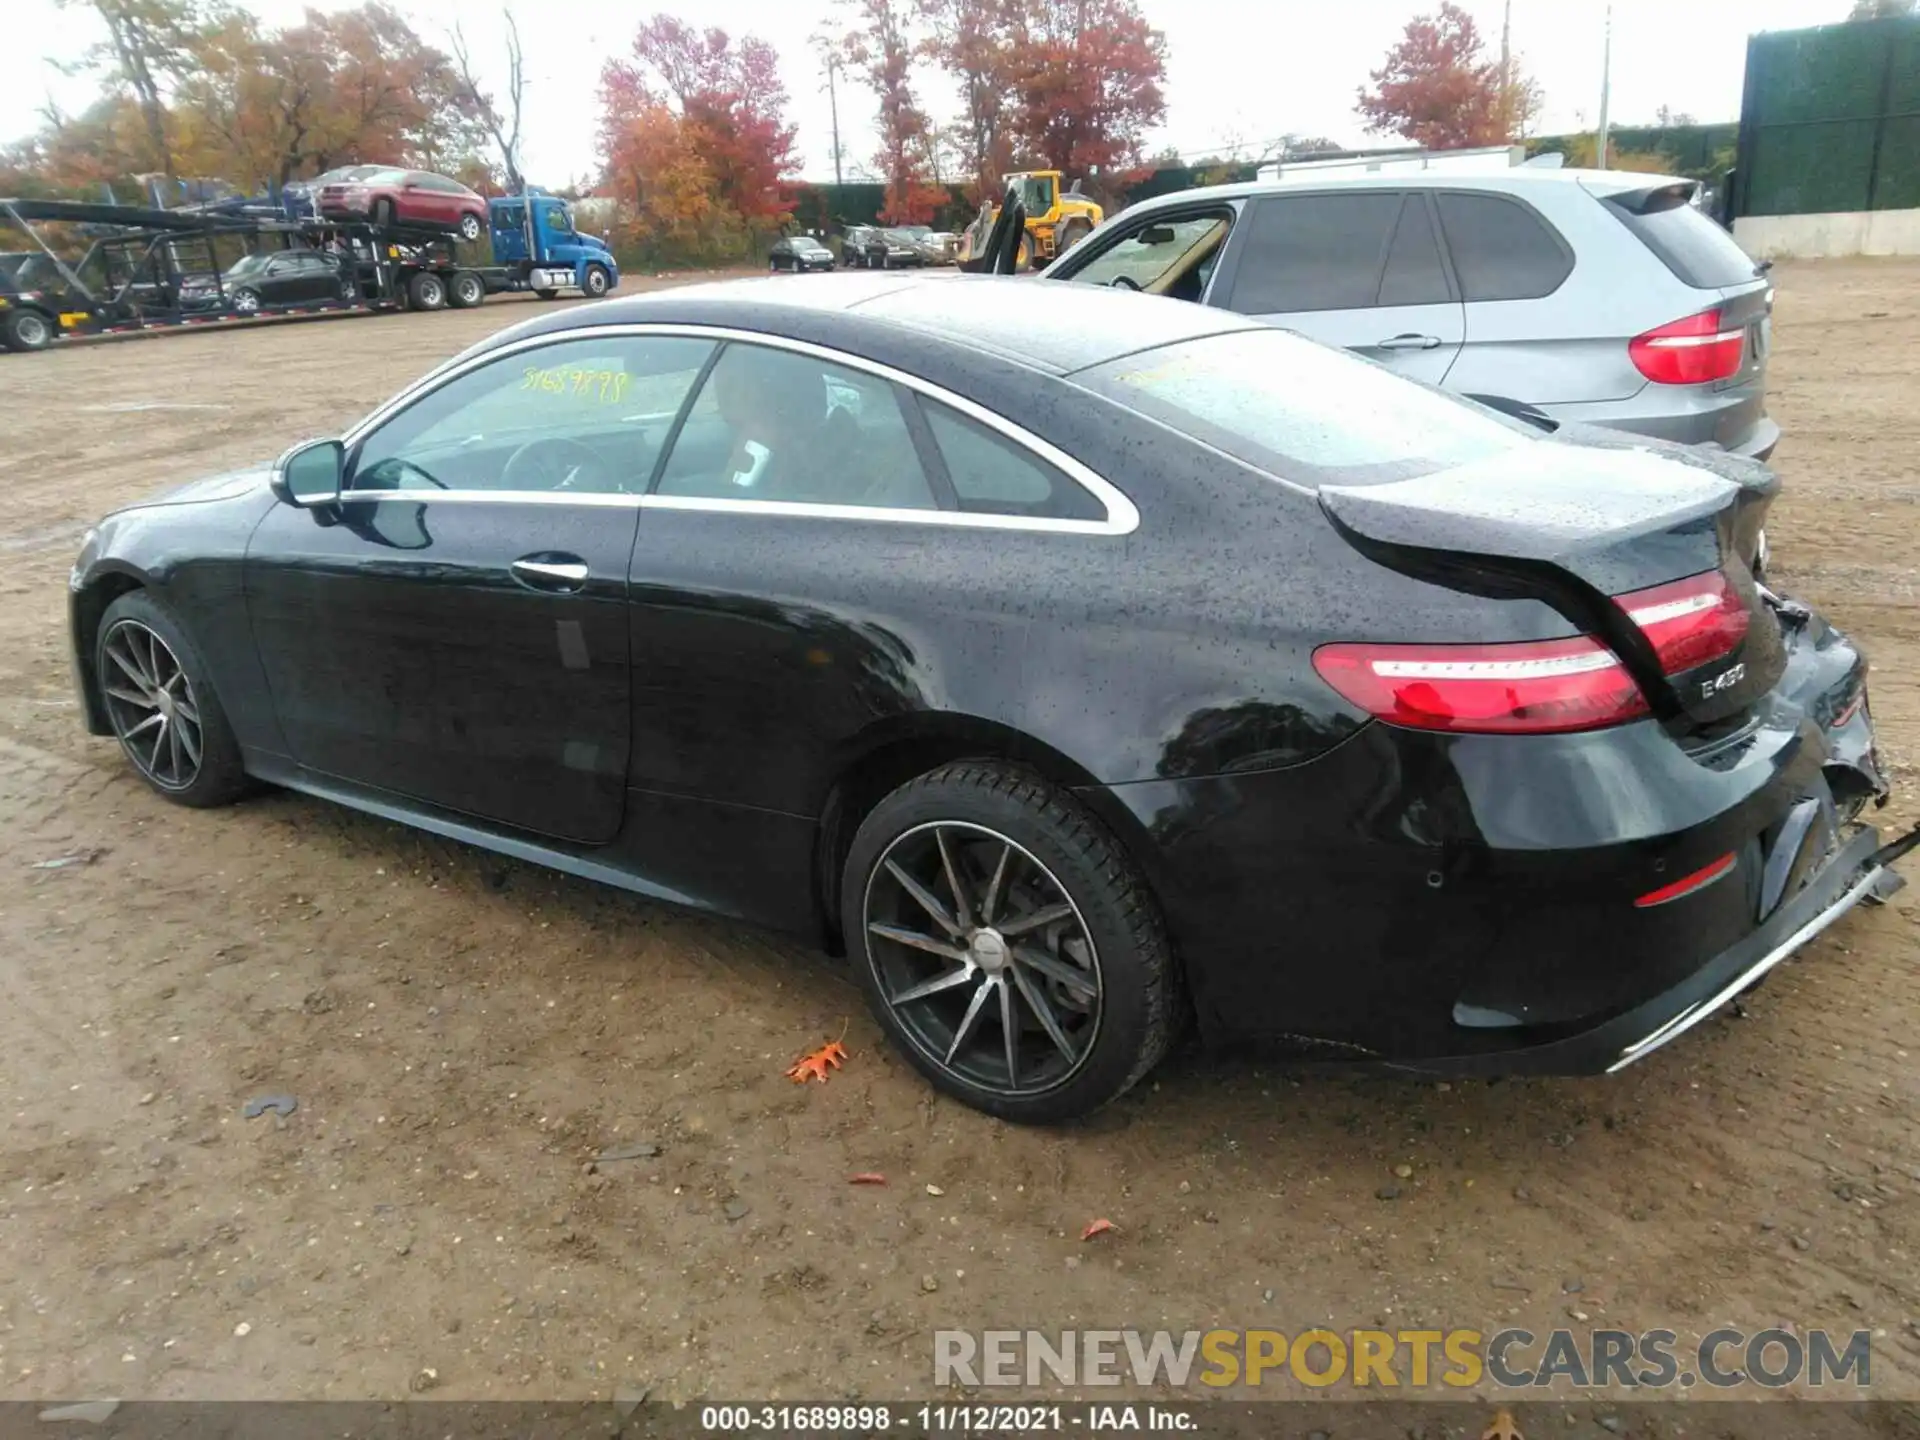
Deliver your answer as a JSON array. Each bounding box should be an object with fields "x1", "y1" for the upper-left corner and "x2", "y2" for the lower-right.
[
  {"x1": 582, "y1": 264, "x2": 611, "y2": 298},
  {"x1": 456, "y1": 211, "x2": 483, "y2": 243},
  {"x1": 230, "y1": 288, "x2": 261, "y2": 316},
  {"x1": 843, "y1": 763, "x2": 1179, "y2": 1123},
  {"x1": 95, "y1": 592, "x2": 250, "y2": 808}
]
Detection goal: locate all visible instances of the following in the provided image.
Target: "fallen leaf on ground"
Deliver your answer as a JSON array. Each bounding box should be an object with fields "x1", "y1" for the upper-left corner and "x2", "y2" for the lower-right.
[
  {"x1": 848, "y1": 1172, "x2": 887, "y2": 1185},
  {"x1": 786, "y1": 1040, "x2": 849, "y2": 1084},
  {"x1": 1080, "y1": 1218, "x2": 1116, "y2": 1241}
]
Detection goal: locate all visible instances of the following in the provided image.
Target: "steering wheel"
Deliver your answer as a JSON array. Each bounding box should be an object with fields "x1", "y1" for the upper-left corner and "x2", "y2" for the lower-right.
[
  {"x1": 1108, "y1": 275, "x2": 1141, "y2": 291},
  {"x1": 501, "y1": 436, "x2": 614, "y2": 493}
]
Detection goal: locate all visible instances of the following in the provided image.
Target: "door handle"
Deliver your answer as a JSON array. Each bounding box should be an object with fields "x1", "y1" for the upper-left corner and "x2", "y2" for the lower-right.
[
  {"x1": 510, "y1": 555, "x2": 590, "y2": 592},
  {"x1": 1377, "y1": 333, "x2": 1443, "y2": 351}
]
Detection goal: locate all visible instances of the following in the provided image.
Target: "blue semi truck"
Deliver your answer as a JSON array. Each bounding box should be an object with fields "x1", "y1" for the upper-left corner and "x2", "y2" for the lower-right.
[{"x1": 0, "y1": 190, "x2": 619, "y2": 351}]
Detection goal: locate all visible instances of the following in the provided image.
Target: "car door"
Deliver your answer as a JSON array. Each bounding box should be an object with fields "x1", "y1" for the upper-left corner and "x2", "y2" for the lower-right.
[
  {"x1": 1426, "y1": 189, "x2": 1580, "y2": 405},
  {"x1": 1209, "y1": 190, "x2": 1465, "y2": 385},
  {"x1": 257, "y1": 256, "x2": 299, "y2": 305},
  {"x1": 245, "y1": 331, "x2": 717, "y2": 844},
  {"x1": 283, "y1": 253, "x2": 327, "y2": 302}
]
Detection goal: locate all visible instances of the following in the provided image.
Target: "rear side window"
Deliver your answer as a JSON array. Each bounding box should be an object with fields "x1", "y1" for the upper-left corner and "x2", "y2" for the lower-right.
[
  {"x1": 1076, "y1": 328, "x2": 1529, "y2": 488},
  {"x1": 1434, "y1": 192, "x2": 1572, "y2": 301},
  {"x1": 920, "y1": 401, "x2": 1104, "y2": 522},
  {"x1": 1601, "y1": 184, "x2": 1760, "y2": 289},
  {"x1": 1225, "y1": 193, "x2": 1402, "y2": 313}
]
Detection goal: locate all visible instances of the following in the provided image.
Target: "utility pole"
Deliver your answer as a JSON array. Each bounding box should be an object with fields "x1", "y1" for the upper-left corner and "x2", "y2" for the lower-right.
[
  {"x1": 1499, "y1": 0, "x2": 1513, "y2": 138},
  {"x1": 825, "y1": 50, "x2": 845, "y2": 188},
  {"x1": 1595, "y1": 1, "x2": 1613, "y2": 170}
]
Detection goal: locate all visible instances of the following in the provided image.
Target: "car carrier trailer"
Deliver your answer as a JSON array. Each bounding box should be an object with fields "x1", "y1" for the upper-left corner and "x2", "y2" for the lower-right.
[{"x1": 0, "y1": 193, "x2": 619, "y2": 353}]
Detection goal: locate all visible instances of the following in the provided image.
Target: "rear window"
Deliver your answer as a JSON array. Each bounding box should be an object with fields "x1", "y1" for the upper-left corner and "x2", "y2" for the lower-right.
[
  {"x1": 1075, "y1": 329, "x2": 1530, "y2": 488},
  {"x1": 1601, "y1": 183, "x2": 1760, "y2": 289}
]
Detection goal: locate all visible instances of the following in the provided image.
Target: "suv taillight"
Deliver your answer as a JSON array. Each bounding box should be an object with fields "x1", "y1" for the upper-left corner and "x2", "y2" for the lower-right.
[
  {"x1": 1629, "y1": 307, "x2": 1745, "y2": 385},
  {"x1": 1311, "y1": 571, "x2": 1749, "y2": 735}
]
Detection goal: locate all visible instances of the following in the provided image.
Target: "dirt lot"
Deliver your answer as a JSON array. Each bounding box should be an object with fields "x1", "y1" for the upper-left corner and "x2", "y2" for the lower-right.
[{"x1": 2, "y1": 267, "x2": 1919, "y2": 1407}]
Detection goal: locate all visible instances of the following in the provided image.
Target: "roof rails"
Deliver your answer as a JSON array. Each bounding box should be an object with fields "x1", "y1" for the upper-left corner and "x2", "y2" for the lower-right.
[{"x1": 1254, "y1": 144, "x2": 1527, "y2": 182}]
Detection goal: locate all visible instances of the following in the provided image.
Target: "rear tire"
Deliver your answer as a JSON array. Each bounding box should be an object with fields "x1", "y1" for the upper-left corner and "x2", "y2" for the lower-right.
[
  {"x1": 447, "y1": 270, "x2": 485, "y2": 308},
  {"x1": 406, "y1": 271, "x2": 447, "y2": 311},
  {"x1": 95, "y1": 591, "x2": 251, "y2": 809},
  {"x1": 372, "y1": 198, "x2": 396, "y2": 228},
  {"x1": 1056, "y1": 217, "x2": 1092, "y2": 256},
  {"x1": 843, "y1": 762, "x2": 1180, "y2": 1124},
  {"x1": 2, "y1": 308, "x2": 54, "y2": 351},
  {"x1": 456, "y1": 211, "x2": 483, "y2": 243}
]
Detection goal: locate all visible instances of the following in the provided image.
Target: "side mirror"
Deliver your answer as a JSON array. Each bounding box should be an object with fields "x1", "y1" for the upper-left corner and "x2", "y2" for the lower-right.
[{"x1": 274, "y1": 438, "x2": 344, "y2": 507}]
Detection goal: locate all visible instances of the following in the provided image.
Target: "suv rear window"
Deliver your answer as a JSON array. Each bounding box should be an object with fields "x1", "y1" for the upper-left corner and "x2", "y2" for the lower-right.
[
  {"x1": 1600, "y1": 183, "x2": 1760, "y2": 289},
  {"x1": 1074, "y1": 328, "x2": 1529, "y2": 488}
]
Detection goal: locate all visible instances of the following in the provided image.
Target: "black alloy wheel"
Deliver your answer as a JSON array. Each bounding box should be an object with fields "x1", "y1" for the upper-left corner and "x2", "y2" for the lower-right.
[{"x1": 846, "y1": 763, "x2": 1180, "y2": 1123}]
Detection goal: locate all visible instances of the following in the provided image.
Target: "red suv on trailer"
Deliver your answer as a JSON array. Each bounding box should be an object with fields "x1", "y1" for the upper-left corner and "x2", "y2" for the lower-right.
[{"x1": 318, "y1": 168, "x2": 487, "y2": 242}]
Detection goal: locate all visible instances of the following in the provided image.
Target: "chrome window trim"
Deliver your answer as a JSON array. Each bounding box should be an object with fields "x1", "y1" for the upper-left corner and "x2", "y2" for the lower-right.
[{"x1": 340, "y1": 322, "x2": 1140, "y2": 537}]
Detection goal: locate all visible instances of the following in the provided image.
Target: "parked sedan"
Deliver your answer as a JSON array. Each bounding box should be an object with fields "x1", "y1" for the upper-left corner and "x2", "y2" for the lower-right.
[
  {"x1": 769, "y1": 234, "x2": 836, "y2": 272},
  {"x1": 845, "y1": 226, "x2": 920, "y2": 269},
  {"x1": 179, "y1": 249, "x2": 353, "y2": 314},
  {"x1": 69, "y1": 274, "x2": 1909, "y2": 1123},
  {"x1": 318, "y1": 167, "x2": 487, "y2": 242}
]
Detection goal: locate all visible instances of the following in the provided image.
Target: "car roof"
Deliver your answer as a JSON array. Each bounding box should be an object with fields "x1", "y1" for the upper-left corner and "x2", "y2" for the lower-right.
[
  {"x1": 486, "y1": 273, "x2": 1263, "y2": 375},
  {"x1": 1125, "y1": 165, "x2": 1683, "y2": 211}
]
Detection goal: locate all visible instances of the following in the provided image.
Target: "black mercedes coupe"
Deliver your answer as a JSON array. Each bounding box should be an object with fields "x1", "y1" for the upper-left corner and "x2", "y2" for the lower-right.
[{"x1": 69, "y1": 273, "x2": 1912, "y2": 1122}]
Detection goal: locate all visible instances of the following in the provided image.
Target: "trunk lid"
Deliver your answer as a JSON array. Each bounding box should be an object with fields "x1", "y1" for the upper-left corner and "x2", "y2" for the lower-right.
[{"x1": 1319, "y1": 439, "x2": 1784, "y2": 730}]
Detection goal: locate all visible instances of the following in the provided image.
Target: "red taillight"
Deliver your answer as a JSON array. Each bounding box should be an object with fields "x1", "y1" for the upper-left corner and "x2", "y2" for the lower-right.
[
  {"x1": 1634, "y1": 852, "x2": 1737, "y2": 908},
  {"x1": 1312, "y1": 570, "x2": 1749, "y2": 735},
  {"x1": 1629, "y1": 308, "x2": 1745, "y2": 385}
]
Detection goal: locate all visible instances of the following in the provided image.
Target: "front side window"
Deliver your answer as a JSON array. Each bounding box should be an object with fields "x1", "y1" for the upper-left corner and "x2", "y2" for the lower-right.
[
  {"x1": 351, "y1": 334, "x2": 715, "y2": 495},
  {"x1": 654, "y1": 343, "x2": 937, "y2": 511},
  {"x1": 1076, "y1": 328, "x2": 1530, "y2": 488},
  {"x1": 1062, "y1": 212, "x2": 1232, "y2": 296}
]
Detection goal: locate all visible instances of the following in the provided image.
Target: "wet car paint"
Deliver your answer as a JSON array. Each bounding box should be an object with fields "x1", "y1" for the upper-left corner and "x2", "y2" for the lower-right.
[{"x1": 67, "y1": 276, "x2": 1900, "y2": 1074}]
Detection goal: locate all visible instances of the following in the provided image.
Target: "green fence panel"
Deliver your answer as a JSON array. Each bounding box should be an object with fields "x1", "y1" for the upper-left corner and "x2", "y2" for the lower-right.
[{"x1": 1737, "y1": 15, "x2": 1920, "y2": 217}]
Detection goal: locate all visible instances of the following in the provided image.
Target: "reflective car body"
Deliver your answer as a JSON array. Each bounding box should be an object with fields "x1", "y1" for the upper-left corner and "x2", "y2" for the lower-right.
[
  {"x1": 68, "y1": 274, "x2": 1905, "y2": 1087},
  {"x1": 179, "y1": 249, "x2": 351, "y2": 312},
  {"x1": 769, "y1": 235, "x2": 837, "y2": 272}
]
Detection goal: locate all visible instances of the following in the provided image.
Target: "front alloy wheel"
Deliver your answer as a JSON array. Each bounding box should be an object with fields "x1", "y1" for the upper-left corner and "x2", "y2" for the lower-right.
[
  {"x1": 846, "y1": 763, "x2": 1180, "y2": 1122},
  {"x1": 94, "y1": 592, "x2": 250, "y2": 808},
  {"x1": 100, "y1": 619, "x2": 204, "y2": 792}
]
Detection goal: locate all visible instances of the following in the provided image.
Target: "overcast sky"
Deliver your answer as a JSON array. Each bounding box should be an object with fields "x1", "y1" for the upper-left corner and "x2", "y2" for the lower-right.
[{"x1": 2, "y1": 0, "x2": 1853, "y2": 186}]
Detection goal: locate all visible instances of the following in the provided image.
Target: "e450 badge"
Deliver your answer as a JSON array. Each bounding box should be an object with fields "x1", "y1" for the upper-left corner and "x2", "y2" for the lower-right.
[{"x1": 1701, "y1": 662, "x2": 1746, "y2": 700}]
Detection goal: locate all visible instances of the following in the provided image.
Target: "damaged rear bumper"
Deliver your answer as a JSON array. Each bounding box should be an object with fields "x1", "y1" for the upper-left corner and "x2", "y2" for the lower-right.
[{"x1": 1419, "y1": 818, "x2": 1913, "y2": 1076}]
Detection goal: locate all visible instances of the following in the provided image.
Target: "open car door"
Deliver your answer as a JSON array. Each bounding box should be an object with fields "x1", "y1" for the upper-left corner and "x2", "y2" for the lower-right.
[{"x1": 957, "y1": 182, "x2": 1028, "y2": 275}]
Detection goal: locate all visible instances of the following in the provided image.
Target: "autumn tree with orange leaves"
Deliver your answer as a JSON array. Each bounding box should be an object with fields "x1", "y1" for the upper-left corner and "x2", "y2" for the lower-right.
[
  {"x1": 598, "y1": 15, "x2": 799, "y2": 264},
  {"x1": 4, "y1": 1, "x2": 490, "y2": 198},
  {"x1": 842, "y1": 0, "x2": 946, "y2": 223},
  {"x1": 1356, "y1": 2, "x2": 1539, "y2": 151}
]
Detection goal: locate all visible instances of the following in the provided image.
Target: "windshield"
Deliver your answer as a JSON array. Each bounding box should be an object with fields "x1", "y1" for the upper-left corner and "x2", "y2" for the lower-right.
[
  {"x1": 1075, "y1": 329, "x2": 1531, "y2": 488},
  {"x1": 0, "y1": 253, "x2": 59, "y2": 290},
  {"x1": 795, "y1": 238, "x2": 829, "y2": 253}
]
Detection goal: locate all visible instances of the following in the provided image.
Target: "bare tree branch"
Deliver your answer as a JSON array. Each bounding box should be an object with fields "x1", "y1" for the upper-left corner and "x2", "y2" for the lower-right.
[{"x1": 449, "y1": 8, "x2": 526, "y2": 191}]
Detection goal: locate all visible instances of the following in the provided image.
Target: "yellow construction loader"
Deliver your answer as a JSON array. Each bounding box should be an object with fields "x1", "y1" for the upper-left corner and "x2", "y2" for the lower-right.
[{"x1": 956, "y1": 171, "x2": 1102, "y2": 272}]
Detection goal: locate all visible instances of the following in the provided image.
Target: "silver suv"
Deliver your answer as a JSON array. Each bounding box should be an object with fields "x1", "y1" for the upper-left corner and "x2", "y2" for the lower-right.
[{"x1": 1043, "y1": 168, "x2": 1778, "y2": 459}]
